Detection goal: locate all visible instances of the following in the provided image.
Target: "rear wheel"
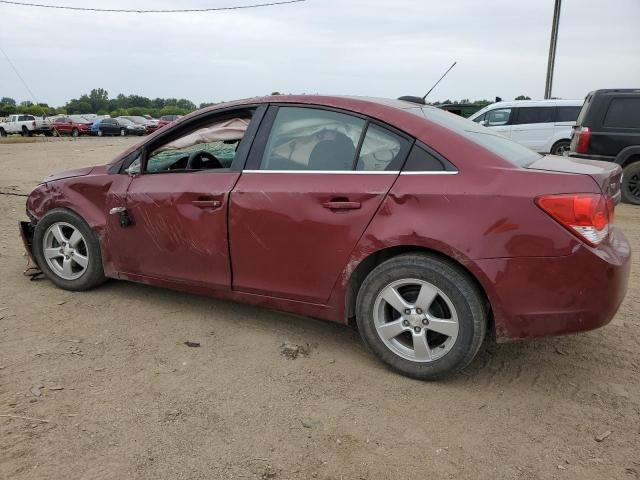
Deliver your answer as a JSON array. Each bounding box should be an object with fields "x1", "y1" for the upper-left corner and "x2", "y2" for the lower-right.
[
  {"x1": 33, "y1": 209, "x2": 106, "y2": 291},
  {"x1": 120, "y1": 128, "x2": 127, "y2": 136},
  {"x1": 0, "y1": 128, "x2": 6, "y2": 137},
  {"x1": 356, "y1": 253, "x2": 487, "y2": 380},
  {"x1": 621, "y1": 161, "x2": 640, "y2": 205},
  {"x1": 97, "y1": 129, "x2": 103, "y2": 137},
  {"x1": 551, "y1": 139, "x2": 571, "y2": 156},
  {"x1": 21, "y1": 126, "x2": 31, "y2": 137},
  {"x1": 71, "y1": 128, "x2": 79, "y2": 138}
]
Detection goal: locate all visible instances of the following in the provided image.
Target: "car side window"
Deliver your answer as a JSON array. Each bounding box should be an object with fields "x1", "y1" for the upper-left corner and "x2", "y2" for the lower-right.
[
  {"x1": 355, "y1": 124, "x2": 409, "y2": 171},
  {"x1": 259, "y1": 107, "x2": 365, "y2": 171},
  {"x1": 555, "y1": 106, "x2": 581, "y2": 122},
  {"x1": 514, "y1": 107, "x2": 555, "y2": 125},
  {"x1": 603, "y1": 98, "x2": 640, "y2": 129},
  {"x1": 472, "y1": 113, "x2": 486, "y2": 124},
  {"x1": 486, "y1": 108, "x2": 512, "y2": 126},
  {"x1": 145, "y1": 114, "x2": 253, "y2": 173}
]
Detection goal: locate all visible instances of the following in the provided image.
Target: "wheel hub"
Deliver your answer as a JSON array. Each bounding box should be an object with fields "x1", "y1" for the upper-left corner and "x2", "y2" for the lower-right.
[{"x1": 404, "y1": 309, "x2": 426, "y2": 327}]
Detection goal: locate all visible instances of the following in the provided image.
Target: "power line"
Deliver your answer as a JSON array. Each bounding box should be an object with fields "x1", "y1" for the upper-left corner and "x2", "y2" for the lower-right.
[
  {"x1": 0, "y1": 44, "x2": 42, "y2": 108},
  {"x1": 0, "y1": 0, "x2": 306, "y2": 13}
]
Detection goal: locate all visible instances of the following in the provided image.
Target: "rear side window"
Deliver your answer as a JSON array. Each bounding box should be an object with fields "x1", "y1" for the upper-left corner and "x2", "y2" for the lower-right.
[
  {"x1": 403, "y1": 144, "x2": 455, "y2": 172},
  {"x1": 576, "y1": 94, "x2": 592, "y2": 125},
  {"x1": 260, "y1": 107, "x2": 365, "y2": 171},
  {"x1": 355, "y1": 124, "x2": 410, "y2": 171},
  {"x1": 603, "y1": 98, "x2": 640, "y2": 129},
  {"x1": 555, "y1": 106, "x2": 581, "y2": 122},
  {"x1": 514, "y1": 107, "x2": 555, "y2": 125}
]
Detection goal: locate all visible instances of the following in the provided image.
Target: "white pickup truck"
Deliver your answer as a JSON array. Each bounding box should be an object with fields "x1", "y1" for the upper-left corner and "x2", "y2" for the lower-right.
[{"x1": 0, "y1": 114, "x2": 52, "y2": 137}]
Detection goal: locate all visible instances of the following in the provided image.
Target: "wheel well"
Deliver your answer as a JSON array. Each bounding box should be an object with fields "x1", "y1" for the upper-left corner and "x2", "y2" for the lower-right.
[
  {"x1": 345, "y1": 246, "x2": 494, "y2": 332},
  {"x1": 621, "y1": 154, "x2": 640, "y2": 168}
]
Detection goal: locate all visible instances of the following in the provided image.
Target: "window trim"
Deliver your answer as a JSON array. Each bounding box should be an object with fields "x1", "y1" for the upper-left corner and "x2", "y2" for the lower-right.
[{"x1": 485, "y1": 107, "x2": 514, "y2": 127}]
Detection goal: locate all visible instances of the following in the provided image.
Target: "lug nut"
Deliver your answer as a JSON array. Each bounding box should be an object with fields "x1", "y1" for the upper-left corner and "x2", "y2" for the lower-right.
[
  {"x1": 416, "y1": 308, "x2": 423, "y2": 314},
  {"x1": 402, "y1": 320, "x2": 410, "y2": 327},
  {"x1": 422, "y1": 318, "x2": 429, "y2": 325},
  {"x1": 404, "y1": 309, "x2": 411, "y2": 315},
  {"x1": 414, "y1": 327, "x2": 421, "y2": 333}
]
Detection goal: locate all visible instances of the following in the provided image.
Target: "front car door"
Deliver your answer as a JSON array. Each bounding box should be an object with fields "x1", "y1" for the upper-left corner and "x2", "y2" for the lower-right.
[
  {"x1": 484, "y1": 107, "x2": 513, "y2": 138},
  {"x1": 228, "y1": 105, "x2": 412, "y2": 303},
  {"x1": 106, "y1": 105, "x2": 266, "y2": 288}
]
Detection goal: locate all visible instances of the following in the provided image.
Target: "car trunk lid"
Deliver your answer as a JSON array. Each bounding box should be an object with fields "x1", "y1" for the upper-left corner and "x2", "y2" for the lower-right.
[{"x1": 526, "y1": 155, "x2": 622, "y2": 204}]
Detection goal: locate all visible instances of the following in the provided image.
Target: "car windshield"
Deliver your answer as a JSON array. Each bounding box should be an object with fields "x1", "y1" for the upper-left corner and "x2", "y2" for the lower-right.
[
  {"x1": 408, "y1": 106, "x2": 541, "y2": 167},
  {"x1": 70, "y1": 115, "x2": 89, "y2": 123},
  {"x1": 117, "y1": 118, "x2": 134, "y2": 126},
  {"x1": 128, "y1": 116, "x2": 147, "y2": 124}
]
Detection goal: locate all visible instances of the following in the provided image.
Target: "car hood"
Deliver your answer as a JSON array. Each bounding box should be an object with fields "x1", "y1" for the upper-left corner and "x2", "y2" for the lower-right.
[{"x1": 44, "y1": 166, "x2": 95, "y2": 183}]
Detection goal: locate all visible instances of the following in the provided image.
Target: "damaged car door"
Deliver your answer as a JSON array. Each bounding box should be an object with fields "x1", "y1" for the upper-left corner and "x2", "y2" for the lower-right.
[
  {"x1": 106, "y1": 106, "x2": 265, "y2": 288},
  {"x1": 229, "y1": 105, "x2": 412, "y2": 303}
]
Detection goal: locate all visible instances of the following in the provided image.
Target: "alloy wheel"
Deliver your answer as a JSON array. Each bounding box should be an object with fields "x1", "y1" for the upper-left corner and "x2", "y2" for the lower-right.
[
  {"x1": 42, "y1": 222, "x2": 90, "y2": 280},
  {"x1": 373, "y1": 278, "x2": 459, "y2": 362},
  {"x1": 627, "y1": 171, "x2": 640, "y2": 201}
]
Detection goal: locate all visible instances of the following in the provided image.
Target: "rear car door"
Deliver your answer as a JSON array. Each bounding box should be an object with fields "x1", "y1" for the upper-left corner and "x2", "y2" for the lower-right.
[
  {"x1": 229, "y1": 105, "x2": 412, "y2": 303},
  {"x1": 106, "y1": 105, "x2": 266, "y2": 288},
  {"x1": 510, "y1": 106, "x2": 556, "y2": 152}
]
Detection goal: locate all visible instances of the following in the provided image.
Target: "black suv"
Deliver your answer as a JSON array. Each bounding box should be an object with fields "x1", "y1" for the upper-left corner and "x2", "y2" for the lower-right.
[{"x1": 569, "y1": 89, "x2": 640, "y2": 204}]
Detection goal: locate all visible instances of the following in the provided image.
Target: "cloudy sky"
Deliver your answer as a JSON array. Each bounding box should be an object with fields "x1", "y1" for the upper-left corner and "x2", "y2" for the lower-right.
[{"x1": 1, "y1": 0, "x2": 639, "y2": 106}]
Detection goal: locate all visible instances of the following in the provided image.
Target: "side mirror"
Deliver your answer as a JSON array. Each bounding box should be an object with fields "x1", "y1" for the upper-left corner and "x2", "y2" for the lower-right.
[{"x1": 480, "y1": 119, "x2": 489, "y2": 127}]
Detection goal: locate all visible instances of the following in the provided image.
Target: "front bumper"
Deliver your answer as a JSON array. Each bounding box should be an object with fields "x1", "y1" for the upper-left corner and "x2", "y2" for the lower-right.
[
  {"x1": 19, "y1": 221, "x2": 37, "y2": 265},
  {"x1": 476, "y1": 227, "x2": 631, "y2": 341}
]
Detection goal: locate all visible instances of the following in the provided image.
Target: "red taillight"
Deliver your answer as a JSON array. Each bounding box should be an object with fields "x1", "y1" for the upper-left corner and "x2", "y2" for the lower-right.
[
  {"x1": 575, "y1": 127, "x2": 591, "y2": 154},
  {"x1": 32, "y1": 121, "x2": 36, "y2": 127},
  {"x1": 535, "y1": 193, "x2": 611, "y2": 246}
]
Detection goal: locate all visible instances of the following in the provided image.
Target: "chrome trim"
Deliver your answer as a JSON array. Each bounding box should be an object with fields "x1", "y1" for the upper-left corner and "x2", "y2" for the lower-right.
[
  {"x1": 242, "y1": 170, "x2": 398, "y2": 174},
  {"x1": 400, "y1": 171, "x2": 459, "y2": 175}
]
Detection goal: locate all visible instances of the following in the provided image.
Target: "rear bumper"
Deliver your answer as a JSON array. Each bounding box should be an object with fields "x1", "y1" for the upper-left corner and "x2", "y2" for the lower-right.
[{"x1": 477, "y1": 227, "x2": 631, "y2": 341}]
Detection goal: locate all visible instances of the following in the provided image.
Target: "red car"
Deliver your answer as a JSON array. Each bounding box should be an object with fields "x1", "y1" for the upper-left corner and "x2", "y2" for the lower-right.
[
  {"x1": 51, "y1": 116, "x2": 92, "y2": 137},
  {"x1": 19, "y1": 95, "x2": 631, "y2": 380}
]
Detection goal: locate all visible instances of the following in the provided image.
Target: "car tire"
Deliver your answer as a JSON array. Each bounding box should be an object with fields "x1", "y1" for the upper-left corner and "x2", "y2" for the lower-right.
[
  {"x1": 97, "y1": 129, "x2": 103, "y2": 137},
  {"x1": 355, "y1": 253, "x2": 487, "y2": 380},
  {"x1": 0, "y1": 128, "x2": 6, "y2": 137},
  {"x1": 120, "y1": 128, "x2": 127, "y2": 136},
  {"x1": 33, "y1": 209, "x2": 106, "y2": 291},
  {"x1": 44, "y1": 131, "x2": 53, "y2": 137},
  {"x1": 551, "y1": 140, "x2": 571, "y2": 156},
  {"x1": 621, "y1": 161, "x2": 640, "y2": 205},
  {"x1": 21, "y1": 126, "x2": 31, "y2": 137},
  {"x1": 72, "y1": 128, "x2": 79, "y2": 138}
]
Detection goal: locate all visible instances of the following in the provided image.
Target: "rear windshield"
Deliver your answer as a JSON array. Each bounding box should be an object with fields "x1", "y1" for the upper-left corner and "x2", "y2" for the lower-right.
[{"x1": 408, "y1": 106, "x2": 541, "y2": 167}]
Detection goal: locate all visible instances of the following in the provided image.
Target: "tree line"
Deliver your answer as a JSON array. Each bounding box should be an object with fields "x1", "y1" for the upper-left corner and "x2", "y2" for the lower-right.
[{"x1": 1, "y1": 90, "x2": 533, "y2": 118}]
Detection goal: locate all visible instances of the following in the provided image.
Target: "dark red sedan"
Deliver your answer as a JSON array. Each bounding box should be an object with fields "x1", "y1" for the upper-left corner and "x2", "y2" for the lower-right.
[{"x1": 20, "y1": 96, "x2": 631, "y2": 379}]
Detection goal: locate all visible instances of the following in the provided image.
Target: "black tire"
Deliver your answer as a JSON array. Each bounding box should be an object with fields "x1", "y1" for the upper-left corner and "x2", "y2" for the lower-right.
[
  {"x1": 97, "y1": 129, "x2": 103, "y2": 137},
  {"x1": 0, "y1": 128, "x2": 6, "y2": 137},
  {"x1": 71, "y1": 128, "x2": 79, "y2": 138},
  {"x1": 120, "y1": 128, "x2": 127, "y2": 136},
  {"x1": 621, "y1": 161, "x2": 640, "y2": 205},
  {"x1": 550, "y1": 139, "x2": 570, "y2": 156},
  {"x1": 33, "y1": 209, "x2": 106, "y2": 291},
  {"x1": 355, "y1": 253, "x2": 487, "y2": 380},
  {"x1": 21, "y1": 126, "x2": 31, "y2": 137},
  {"x1": 44, "y1": 131, "x2": 53, "y2": 137}
]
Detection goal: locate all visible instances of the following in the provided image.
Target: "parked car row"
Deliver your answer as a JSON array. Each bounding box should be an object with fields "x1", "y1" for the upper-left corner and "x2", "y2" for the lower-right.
[{"x1": 0, "y1": 113, "x2": 182, "y2": 137}]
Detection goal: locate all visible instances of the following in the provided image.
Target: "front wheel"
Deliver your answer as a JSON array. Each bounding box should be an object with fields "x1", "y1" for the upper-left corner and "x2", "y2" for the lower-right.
[
  {"x1": 97, "y1": 129, "x2": 103, "y2": 137},
  {"x1": 0, "y1": 128, "x2": 6, "y2": 137},
  {"x1": 71, "y1": 128, "x2": 79, "y2": 138},
  {"x1": 621, "y1": 161, "x2": 640, "y2": 205},
  {"x1": 120, "y1": 128, "x2": 127, "y2": 136},
  {"x1": 356, "y1": 253, "x2": 487, "y2": 380},
  {"x1": 33, "y1": 209, "x2": 106, "y2": 291}
]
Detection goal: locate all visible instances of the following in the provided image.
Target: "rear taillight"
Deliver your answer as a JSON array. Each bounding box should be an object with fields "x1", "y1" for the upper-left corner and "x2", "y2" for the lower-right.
[
  {"x1": 32, "y1": 121, "x2": 36, "y2": 127},
  {"x1": 575, "y1": 126, "x2": 591, "y2": 153},
  {"x1": 535, "y1": 193, "x2": 611, "y2": 246}
]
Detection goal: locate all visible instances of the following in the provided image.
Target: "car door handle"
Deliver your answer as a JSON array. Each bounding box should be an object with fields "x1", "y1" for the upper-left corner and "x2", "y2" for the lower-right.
[
  {"x1": 322, "y1": 201, "x2": 361, "y2": 210},
  {"x1": 192, "y1": 199, "x2": 221, "y2": 209}
]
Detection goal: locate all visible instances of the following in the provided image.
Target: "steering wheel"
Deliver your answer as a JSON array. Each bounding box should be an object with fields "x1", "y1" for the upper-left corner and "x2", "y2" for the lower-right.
[{"x1": 186, "y1": 150, "x2": 222, "y2": 170}]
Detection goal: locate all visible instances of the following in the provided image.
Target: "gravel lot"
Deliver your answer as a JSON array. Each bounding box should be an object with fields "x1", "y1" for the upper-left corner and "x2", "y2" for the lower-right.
[{"x1": 1, "y1": 137, "x2": 639, "y2": 480}]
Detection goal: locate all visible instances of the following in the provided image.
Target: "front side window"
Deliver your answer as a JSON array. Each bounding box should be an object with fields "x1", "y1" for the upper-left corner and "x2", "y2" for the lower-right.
[
  {"x1": 260, "y1": 107, "x2": 365, "y2": 171},
  {"x1": 514, "y1": 107, "x2": 555, "y2": 125},
  {"x1": 486, "y1": 108, "x2": 512, "y2": 126},
  {"x1": 472, "y1": 112, "x2": 486, "y2": 124},
  {"x1": 145, "y1": 115, "x2": 251, "y2": 172}
]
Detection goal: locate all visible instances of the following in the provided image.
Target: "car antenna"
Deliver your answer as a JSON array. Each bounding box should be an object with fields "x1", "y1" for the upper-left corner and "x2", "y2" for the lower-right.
[{"x1": 398, "y1": 61, "x2": 457, "y2": 105}]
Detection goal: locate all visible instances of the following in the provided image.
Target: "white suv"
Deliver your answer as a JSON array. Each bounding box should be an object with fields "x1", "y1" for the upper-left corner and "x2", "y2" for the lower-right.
[{"x1": 468, "y1": 99, "x2": 583, "y2": 155}]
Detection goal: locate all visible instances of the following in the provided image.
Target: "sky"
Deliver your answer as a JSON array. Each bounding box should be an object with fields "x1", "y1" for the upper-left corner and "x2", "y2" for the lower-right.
[{"x1": 1, "y1": 0, "x2": 639, "y2": 107}]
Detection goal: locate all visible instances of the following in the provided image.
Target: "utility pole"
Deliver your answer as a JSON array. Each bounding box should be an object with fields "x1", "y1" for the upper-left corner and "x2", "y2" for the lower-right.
[{"x1": 544, "y1": 0, "x2": 562, "y2": 99}]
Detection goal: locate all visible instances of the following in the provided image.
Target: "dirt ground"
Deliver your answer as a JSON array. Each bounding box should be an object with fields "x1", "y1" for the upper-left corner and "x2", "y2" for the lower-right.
[{"x1": 1, "y1": 137, "x2": 639, "y2": 480}]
